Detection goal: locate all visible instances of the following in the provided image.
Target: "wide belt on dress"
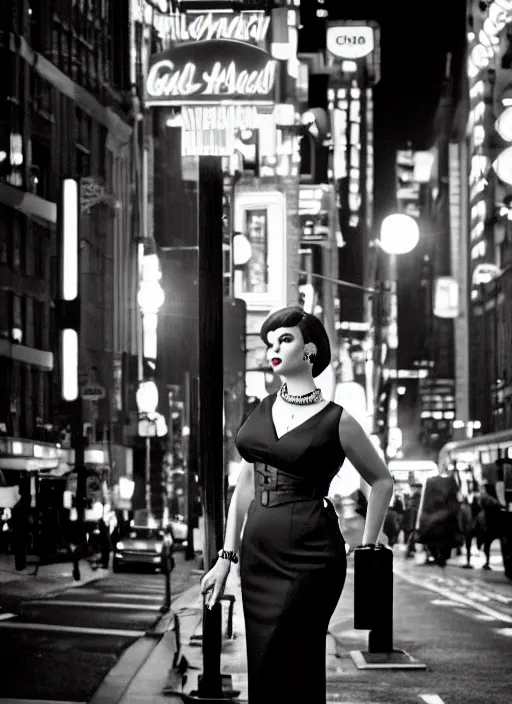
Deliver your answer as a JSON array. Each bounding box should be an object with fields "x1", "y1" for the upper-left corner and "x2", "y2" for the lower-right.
[{"x1": 254, "y1": 462, "x2": 326, "y2": 508}]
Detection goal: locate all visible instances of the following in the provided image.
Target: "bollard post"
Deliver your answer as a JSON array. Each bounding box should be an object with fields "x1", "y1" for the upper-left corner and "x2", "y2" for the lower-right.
[
  {"x1": 161, "y1": 529, "x2": 174, "y2": 614},
  {"x1": 350, "y1": 543, "x2": 426, "y2": 669}
]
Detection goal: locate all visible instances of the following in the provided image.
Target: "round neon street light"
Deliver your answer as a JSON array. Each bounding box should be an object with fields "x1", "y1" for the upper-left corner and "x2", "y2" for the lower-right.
[
  {"x1": 380, "y1": 214, "x2": 420, "y2": 255},
  {"x1": 136, "y1": 380, "x2": 159, "y2": 415}
]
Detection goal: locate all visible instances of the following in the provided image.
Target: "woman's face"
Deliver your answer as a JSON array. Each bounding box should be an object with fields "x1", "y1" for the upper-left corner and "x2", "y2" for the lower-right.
[{"x1": 266, "y1": 326, "x2": 307, "y2": 376}]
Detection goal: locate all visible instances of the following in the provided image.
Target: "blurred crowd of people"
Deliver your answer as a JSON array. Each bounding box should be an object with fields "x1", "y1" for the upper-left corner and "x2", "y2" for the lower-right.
[{"x1": 335, "y1": 475, "x2": 509, "y2": 571}]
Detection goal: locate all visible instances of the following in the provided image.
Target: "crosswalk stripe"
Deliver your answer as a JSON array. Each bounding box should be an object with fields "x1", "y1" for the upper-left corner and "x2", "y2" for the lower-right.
[
  {"x1": 394, "y1": 567, "x2": 512, "y2": 623},
  {"x1": 0, "y1": 613, "x2": 16, "y2": 620},
  {"x1": 0, "y1": 699, "x2": 87, "y2": 703},
  {"x1": 102, "y1": 592, "x2": 164, "y2": 601},
  {"x1": 419, "y1": 696, "x2": 446, "y2": 704},
  {"x1": 495, "y1": 627, "x2": 512, "y2": 637},
  {"x1": 28, "y1": 599, "x2": 162, "y2": 611},
  {"x1": 430, "y1": 599, "x2": 467, "y2": 608},
  {"x1": 0, "y1": 621, "x2": 145, "y2": 637}
]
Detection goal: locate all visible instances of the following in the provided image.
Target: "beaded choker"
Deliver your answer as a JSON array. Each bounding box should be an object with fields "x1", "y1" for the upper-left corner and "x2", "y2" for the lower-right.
[{"x1": 279, "y1": 384, "x2": 325, "y2": 405}]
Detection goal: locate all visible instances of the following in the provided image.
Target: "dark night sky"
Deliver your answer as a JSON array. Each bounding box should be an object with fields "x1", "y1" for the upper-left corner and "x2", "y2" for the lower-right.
[{"x1": 326, "y1": 0, "x2": 468, "y2": 219}]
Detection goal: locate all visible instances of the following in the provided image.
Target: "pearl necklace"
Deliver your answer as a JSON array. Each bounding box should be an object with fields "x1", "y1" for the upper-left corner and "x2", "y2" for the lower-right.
[{"x1": 279, "y1": 384, "x2": 325, "y2": 406}]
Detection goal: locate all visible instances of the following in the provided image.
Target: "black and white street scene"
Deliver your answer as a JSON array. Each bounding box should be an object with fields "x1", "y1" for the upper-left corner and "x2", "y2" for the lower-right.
[{"x1": 1, "y1": 1, "x2": 512, "y2": 703}]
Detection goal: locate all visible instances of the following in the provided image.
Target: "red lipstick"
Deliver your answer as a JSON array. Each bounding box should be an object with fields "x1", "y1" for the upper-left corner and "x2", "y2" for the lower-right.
[{"x1": 271, "y1": 358, "x2": 281, "y2": 367}]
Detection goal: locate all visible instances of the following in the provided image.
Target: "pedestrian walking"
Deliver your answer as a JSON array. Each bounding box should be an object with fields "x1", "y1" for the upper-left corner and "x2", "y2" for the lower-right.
[
  {"x1": 383, "y1": 494, "x2": 404, "y2": 547},
  {"x1": 417, "y1": 473, "x2": 461, "y2": 567},
  {"x1": 478, "y1": 483, "x2": 505, "y2": 570},
  {"x1": 200, "y1": 307, "x2": 394, "y2": 704},
  {"x1": 403, "y1": 485, "x2": 422, "y2": 557}
]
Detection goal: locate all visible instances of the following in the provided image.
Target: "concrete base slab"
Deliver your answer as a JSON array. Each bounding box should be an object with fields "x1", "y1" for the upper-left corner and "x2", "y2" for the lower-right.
[{"x1": 349, "y1": 648, "x2": 428, "y2": 670}]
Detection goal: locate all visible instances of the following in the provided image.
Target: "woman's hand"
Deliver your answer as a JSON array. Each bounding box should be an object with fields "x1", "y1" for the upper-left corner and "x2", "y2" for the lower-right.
[{"x1": 200, "y1": 558, "x2": 231, "y2": 609}]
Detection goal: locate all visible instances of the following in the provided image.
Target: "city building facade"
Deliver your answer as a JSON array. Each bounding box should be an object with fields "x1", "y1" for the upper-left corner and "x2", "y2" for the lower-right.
[{"x1": 0, "y1": 0, "x2": 140, "y2": 561}]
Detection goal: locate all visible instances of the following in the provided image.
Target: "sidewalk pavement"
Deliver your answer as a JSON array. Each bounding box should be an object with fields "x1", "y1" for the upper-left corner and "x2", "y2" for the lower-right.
[
  {"x1": 0, "y1": 553, "x2": 107, "y2": 601},
  {"x1": 115, "y1": 545, "x2": 512, "y2": 704}
]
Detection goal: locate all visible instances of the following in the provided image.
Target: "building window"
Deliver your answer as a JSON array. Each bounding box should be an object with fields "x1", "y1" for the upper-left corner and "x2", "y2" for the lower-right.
[
  {"x1": 11, "y1": 293, "x2": 24, "y2": 344},
  {"x1": 32, "y1": 368, "x2": 40, "y2": 434},
  {"x1": 34, "y1": 299, "x2": 44, "y2": 349},
  {"x1": 11, "y1": 213, "x2": 26, "y2": 274},
  {"x1": 0, "y1": 222, "x2": 7, "y2": 264},
  {"x1": 33, "y1": 223, "x2": 47, "y2": 279},
  {"x1": 0, "y1": 290, "x2": 8, "y2": 339}
]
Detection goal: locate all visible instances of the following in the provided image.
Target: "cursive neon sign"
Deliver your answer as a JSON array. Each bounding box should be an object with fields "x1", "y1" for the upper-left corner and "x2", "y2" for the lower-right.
[
  {"x1": 147, "y1": 60, "x2": 275, "y2": 104},
  {"x1": 168, "y1": 12, "x2": 270, "y2": 44}
]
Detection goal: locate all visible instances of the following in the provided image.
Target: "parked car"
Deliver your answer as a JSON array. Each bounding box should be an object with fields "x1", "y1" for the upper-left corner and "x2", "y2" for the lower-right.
[{"x1": 113, "y1": 525, "x2": 173, "y2": 572}]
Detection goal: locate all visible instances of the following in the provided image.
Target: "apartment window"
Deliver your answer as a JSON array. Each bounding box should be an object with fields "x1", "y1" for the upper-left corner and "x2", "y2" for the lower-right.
[
  {"x1": 11, "y1": 213, "x2": 26, "y2": 274},
  {"x1": 0, "y1": 221, "x2": 7, "y2": 264},
  {"x1": 0, "y1": 290, "x2": 8, "y2": 339},
  {"x1": 22, "y1": 365, "x2": 33, "y2": 438},
  {"x1": 32, "y1": 368, "x2": 40, "y2": 432},
  {"x1": 34, "y1": 299, "x2": 44, "y2": 349},
  {"x1": 11, "y1": 293, "x2": 24, "y2": 344},
  {"x1": 77, "y1": 109, "x2": 91, "y2": 177},
  {"x1": 33, "y1": 223, "x2": 47, "y2": 279}
]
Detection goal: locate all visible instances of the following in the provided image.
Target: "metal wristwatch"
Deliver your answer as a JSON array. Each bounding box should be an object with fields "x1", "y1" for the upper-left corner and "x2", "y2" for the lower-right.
[{"x1": 218, "y1": 549, "x2": 239, "y2": 564}]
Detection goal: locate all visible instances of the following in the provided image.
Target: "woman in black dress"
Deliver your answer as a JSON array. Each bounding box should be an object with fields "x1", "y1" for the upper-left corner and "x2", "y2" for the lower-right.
[{"x1": 201, "y1": 307, "x2": 393, "y2": 703}]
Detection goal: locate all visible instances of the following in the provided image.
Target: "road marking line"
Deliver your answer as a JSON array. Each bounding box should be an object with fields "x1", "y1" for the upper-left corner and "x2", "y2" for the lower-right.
[
  {"x1": 472, "y1": 613, "x2": 498, "y2": 621},
  {"x1": 0, "y1": 613, "x2": 16, "y2": 620},
  {"x1": 394, "y1": 567, "x2": 512, "y2": 623},
  {"x1": 419, "y1": 696, "x2": 446, "y2": 704},
  {"x1": 490, "y1": 593, "x2": 512, "y2": 604},
  {"x1": 466, "y1": 591, "x2": 491, "y2": 602},
  {"x1": 430, "y1": 599, "x2": 468, "y2": 608},
  {"x1": 495, "y1": 628, "x2": 512, "y2": 637},
  {"x1": 0, "y1": 621, "x2": 145, "y2": 637},
  {"x1": 0, "y1": 700, "x2": 87, "y2": 703},
  {"x1": 26, "y1": 599, "x2": 162, "y2": 611}
]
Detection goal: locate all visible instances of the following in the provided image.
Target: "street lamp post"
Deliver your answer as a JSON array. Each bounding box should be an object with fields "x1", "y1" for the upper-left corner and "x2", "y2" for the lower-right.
[
  {"x1": 136, "y1": 380, "x2": 159, "y2": 518},
  {"x1": 350, "y1": 213, "x2": 426, "y2": 670},
  {"x1": 379, "y1": 214, "x2": 420, "y2": 461},
  {"x1": 137, "y1": 255, "x2": 165, "y2": 520}
]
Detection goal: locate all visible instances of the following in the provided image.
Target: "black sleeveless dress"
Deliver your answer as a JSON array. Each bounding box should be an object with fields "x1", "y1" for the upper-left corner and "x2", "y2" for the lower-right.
[{"x1": 235, "y1": 393, "x2": 347, "y2": 704}]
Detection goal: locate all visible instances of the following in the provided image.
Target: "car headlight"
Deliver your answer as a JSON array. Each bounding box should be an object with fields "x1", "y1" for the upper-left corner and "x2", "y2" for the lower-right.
[
  {"x1": 155, "y1": 543, "x2": 163, "y2": 553},
  {"x1": 116, "y1": 541, "x2": 125, "y2": 550}
]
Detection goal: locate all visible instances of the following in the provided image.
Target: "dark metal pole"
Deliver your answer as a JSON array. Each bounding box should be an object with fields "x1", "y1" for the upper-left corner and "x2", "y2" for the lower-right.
[
  {"x1": 195, "y1": 156, "x2": 226, "y2": 700},
  {"x1": 73, "y1": 398, "x2": 87, "y2": 581},
  {"x1": 184, "y1": 371, "x2": 196, "y2": 561}
]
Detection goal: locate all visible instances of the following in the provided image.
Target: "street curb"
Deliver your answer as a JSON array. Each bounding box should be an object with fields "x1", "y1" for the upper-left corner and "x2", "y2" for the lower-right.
[{"x1": 88, "y1": 634, "x2": 161, "y2": 704}]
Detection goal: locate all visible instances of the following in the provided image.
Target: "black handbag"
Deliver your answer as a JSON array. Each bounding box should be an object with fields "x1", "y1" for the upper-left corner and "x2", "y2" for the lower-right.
[{"x1": 353, "y1": 543, "x2": 393, "y2": 631}]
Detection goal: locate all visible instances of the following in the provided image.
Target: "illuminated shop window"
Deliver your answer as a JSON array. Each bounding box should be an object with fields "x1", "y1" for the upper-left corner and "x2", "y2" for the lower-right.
[{"x1": 242, "y1": 209, "x2": 268, "y2": 294}]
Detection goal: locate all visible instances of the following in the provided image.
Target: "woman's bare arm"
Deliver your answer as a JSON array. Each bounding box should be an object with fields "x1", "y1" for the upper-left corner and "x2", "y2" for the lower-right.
[
  {"x1": 222, "y1": 459, "x2": 255, "y2": 554},
  {"x1": 339, "y1": 410, "x2": 394, "y2": 545}
]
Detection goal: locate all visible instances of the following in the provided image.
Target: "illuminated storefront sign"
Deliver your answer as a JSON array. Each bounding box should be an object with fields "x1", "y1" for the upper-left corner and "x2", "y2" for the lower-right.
[
  {"x1": 167, "y1": 11, "x2": 270, "y2": 44},
  {"x1": 178, "y1": 105, "x2": 259, "y2": 157},
  {"x1": 131, "y1": 1, "x2": 269, "y2": 43},
  {"x1": 146, "y1": 41, "x2": 276, "y2": 105},
  {"x1": 327, "y1": 25, "x2": 374, "y2": 59}
]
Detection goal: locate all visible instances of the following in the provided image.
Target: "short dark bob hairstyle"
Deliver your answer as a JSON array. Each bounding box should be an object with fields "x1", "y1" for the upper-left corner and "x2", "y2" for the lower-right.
[{"x1": 260, "y1": 306, "x2": 331, "y2": 378}]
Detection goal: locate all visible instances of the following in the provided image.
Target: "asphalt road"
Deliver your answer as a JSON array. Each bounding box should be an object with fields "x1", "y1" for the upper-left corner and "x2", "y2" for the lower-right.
[
  {"x1": 0, "y1": 552, "x2": 201, "y2": 701},
  {"x1": 326, "y1": 560, "x2": 512, "y2": 704}
]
